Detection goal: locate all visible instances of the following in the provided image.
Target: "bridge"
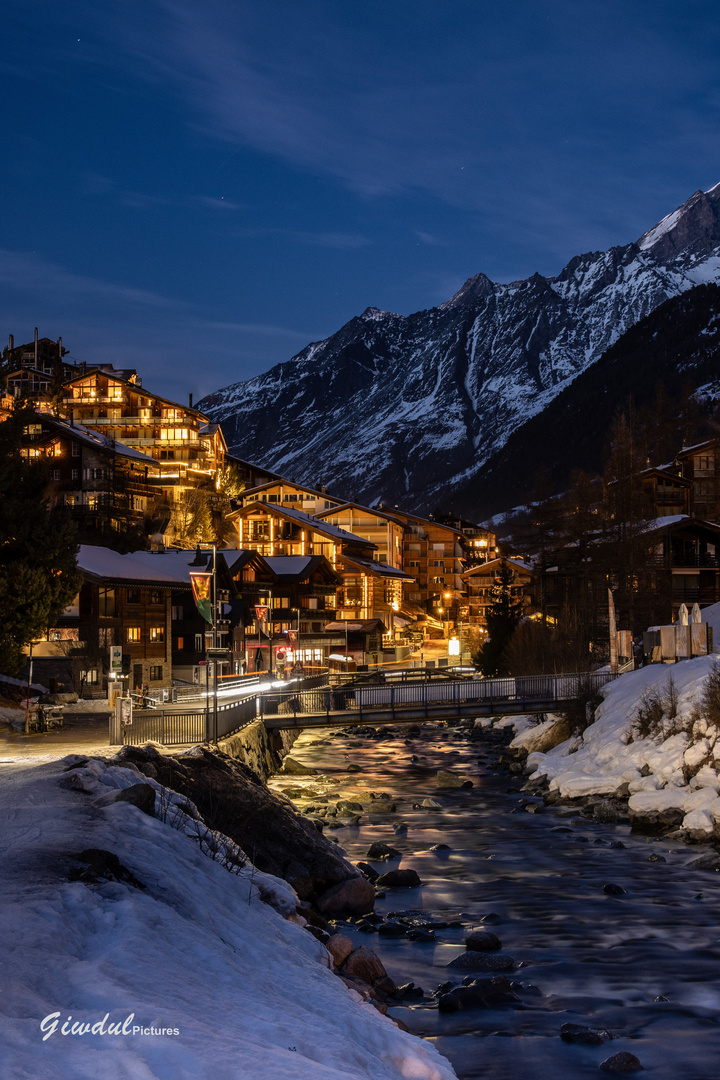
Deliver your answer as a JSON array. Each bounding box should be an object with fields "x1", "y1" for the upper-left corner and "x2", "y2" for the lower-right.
[
  {"x1": 120, "y1": 670, "x2": 619, "y2": 746},
  {"x1": 258, "y1": 671, "x2": 618, "y2": 730}
]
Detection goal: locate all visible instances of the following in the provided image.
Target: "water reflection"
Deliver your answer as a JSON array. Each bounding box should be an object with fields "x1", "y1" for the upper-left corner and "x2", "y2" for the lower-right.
[{"x1": 270, "y1": 721, "x2": 720, "y2": 1080}]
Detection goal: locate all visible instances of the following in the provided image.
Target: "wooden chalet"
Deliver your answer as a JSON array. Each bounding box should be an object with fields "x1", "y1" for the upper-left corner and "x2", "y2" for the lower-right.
[
  {"x1": 463, "y1": 557, "x2": 534, "y2": 629},
  {"x1": 19, "y1": 413, "x2": 158, "y2": 542},
  {"x1": 227, "y1": 501, "x2": 412, "y2": 637}
]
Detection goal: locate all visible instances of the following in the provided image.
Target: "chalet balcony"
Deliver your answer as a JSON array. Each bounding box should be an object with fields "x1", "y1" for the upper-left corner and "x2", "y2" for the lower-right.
[
  {"x1": 297, "y1": 583, "x2": 338, "y2": 597},
  {"x1": 648, "y1": 553, "x2": 720, "y2": 569}
]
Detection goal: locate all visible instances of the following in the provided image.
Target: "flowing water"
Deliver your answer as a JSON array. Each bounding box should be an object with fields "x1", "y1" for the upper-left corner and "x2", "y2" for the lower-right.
[{"x1": 269, "y1": 719, "x2": 720, "y2": 1080}]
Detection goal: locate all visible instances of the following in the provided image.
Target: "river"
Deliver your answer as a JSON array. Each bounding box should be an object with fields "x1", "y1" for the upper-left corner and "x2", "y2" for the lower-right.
[{"x1": 269, "y1": 717, "x2": 720, "y2": 1080}]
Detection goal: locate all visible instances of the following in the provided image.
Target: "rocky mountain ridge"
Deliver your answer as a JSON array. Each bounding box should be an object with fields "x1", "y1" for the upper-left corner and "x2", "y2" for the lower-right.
[{"x1": 198, "y1": 183, "x2": 720, "y2": 516}]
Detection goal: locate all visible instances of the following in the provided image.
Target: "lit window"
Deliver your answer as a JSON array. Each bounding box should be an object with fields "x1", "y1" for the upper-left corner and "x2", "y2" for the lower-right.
[
  {"x1": 149, "y1": 626, "x2": 165, "y2": 642},
  {"x1": 149, "y1": 665, "x2": 163, "y2": 681},
  {"x1": 126, "y1": 627, "x2": 141, "y2": 642}
]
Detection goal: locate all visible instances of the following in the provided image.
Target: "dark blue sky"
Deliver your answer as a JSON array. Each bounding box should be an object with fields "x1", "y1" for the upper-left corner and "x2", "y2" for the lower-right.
[{"x1": 4, "y1": 0, "x2": 720, "y2": 402}]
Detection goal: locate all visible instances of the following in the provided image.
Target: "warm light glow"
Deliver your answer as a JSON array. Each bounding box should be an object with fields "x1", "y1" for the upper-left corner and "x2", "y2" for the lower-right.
[{"x1": 448, "y1": 636, "x2": 460, "y2": 656}]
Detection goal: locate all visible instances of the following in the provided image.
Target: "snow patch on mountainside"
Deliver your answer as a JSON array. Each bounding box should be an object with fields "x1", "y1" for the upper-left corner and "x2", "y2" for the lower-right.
[{"x1": 199, "y1": 183, "x2": 720, "y2": 512}]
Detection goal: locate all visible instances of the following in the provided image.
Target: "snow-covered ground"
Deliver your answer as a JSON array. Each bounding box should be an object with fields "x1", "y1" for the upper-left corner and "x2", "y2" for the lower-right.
[
  {"x1": 0, "y1": 756, "x2": 457, "y2": 1080},
  {"x1": 507, "y1": 655, "x2": 720, "y2": 836}
]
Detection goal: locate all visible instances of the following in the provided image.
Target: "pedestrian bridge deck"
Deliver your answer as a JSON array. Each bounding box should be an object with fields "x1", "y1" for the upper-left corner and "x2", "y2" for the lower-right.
[{"x1": 259, "y1": 672, "x2": 616, "y2": 731}]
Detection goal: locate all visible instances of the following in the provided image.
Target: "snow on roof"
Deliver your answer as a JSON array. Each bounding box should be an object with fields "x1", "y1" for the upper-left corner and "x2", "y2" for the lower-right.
[
  {"x1": 47, "y1": 418, "x2": 155, "y2": 464},
  {"x1": 463, "y1": 556, "x2": 533, "y2": 576},
  {"x1": 641, "y1": 514, "x2": 690, "y2": 533},
  {"x1": 339, "y1": 553, "x2": 413, "y2": 579},
  {"x1": 77, "y1": 546, "x2": 206, "y2": 585},
  {"x1": 263, "y1": 556, "x2": 315, "y2": 577}
]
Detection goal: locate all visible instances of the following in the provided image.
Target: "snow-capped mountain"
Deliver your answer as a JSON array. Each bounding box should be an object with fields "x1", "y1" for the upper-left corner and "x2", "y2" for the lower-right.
[{"x1": 198, "y1": 184, "x2": 720, "y2": 514}]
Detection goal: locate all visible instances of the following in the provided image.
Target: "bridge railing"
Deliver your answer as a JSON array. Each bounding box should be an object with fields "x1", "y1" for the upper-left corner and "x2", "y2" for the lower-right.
[{"x1": 256, "y1": 670, "x2": 618, "y2": 722}]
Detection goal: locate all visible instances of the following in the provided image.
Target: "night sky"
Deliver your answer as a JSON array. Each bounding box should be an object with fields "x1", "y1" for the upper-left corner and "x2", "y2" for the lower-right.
[{"x1": 4, "y1": 0, "x2": 720, "y2": 403}]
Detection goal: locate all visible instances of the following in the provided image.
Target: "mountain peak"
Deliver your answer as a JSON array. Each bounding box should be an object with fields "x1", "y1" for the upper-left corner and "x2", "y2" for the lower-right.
[
  {"x1": 636, "y1": 185, "x2": 720, "y2": 260},
  {"x1": 439, "y1": 272, "x2": 496, "y2": 310}
]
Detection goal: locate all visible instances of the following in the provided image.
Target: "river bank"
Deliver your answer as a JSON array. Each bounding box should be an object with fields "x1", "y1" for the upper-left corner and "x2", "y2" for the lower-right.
[
  {"x1": 269, "y1": 710, "x2": 720, "y2": 1080},
  {"x1": 0, "y1": 753, "x2": 456, "y2": 1080}
]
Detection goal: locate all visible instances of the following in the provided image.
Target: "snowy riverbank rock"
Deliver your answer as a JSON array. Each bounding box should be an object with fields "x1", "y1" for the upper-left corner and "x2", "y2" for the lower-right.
[
  {"x1": 113, "y1": 745, "x2": 372, "y2": 908},
  {"x1": 506, "y1": 657, "x2": 720, "y2": 842}
]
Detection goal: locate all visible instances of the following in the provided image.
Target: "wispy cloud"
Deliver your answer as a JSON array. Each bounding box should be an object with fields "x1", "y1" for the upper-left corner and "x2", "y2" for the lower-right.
[
  {"x1": 84, "y1": 0, "x2": 720, "y2": 257},
  {"x1": 0, "y1": 249, "x2": 183, "y2": 310},
  {"x1": 202, "y1": 320, "x2": 312, "y2": 340}
]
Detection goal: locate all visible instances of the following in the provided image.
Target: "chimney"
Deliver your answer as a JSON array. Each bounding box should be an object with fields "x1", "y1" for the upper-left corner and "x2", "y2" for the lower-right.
[
  {"x1": 57, "y1": 337, "x2": 63, "y2": 357},
  {"x1": 34, "y1": 327, "x2": 38, "y2": 367},
  {"x1": 8, "y1": 334, "x2": 13, "y2": 350},
  {"x1": 69, "y1": 409, "x2": 74, "y2": 428},
  {"x1": 189, "y1": 392, "x2": 193, "y2": 408}
]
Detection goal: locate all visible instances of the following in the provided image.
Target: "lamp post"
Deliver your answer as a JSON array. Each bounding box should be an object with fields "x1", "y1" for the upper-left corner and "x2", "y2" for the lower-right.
[{"x1": 24, "y1": 640, "x2": 34, "y2": 734}]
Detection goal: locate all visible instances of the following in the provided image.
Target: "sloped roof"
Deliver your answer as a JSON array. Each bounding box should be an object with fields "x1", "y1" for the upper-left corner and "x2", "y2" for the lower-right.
[
  {"x1": 229, "y1": 501, "x2": 374, "y2": 547},
  {"x1": 77, "y1": 546, "x2": 207, "y2": 586},
  {"x1": 42, "y1": 416, "x2": 156, "y2": 465},
  {"x1": 339, "y1": 553, "x2": 414, "y2": 579},
  {"x1": 463, "y1": 556, "x2": 533, "y2": 578}
]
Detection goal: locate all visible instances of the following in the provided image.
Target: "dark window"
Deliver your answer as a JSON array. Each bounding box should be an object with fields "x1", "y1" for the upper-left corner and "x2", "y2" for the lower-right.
[
  {"x1": 150, "y1": 590, "x2": 162, "y2": 605},
  {"x1": 149, "y1": 665, "x2": 163, "y2": 681},
  {"x1": 126, "y1": 588, "x2": 141, "y2": 604}
]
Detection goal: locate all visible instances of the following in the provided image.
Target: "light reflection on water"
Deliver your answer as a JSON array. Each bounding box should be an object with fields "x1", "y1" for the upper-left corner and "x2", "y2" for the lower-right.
[{"x1": 270, "y1": 722, "x2": 720, "y2": 1080}]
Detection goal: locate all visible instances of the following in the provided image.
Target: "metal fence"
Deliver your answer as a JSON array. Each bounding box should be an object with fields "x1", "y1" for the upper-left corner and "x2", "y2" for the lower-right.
[
  {"x1": 122, "y1": 710, "x2": 207, "y2": 746},
  {"x1": 255, "y1": 670, "x2": 618, "y2": 723}
]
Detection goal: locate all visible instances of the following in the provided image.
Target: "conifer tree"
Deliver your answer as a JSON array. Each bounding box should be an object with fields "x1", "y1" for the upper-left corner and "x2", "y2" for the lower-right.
[
  {"x1": 475, "y1": 561, "x2": 525, "y2": 676},
  {"x1": 0, "y1": 402, "x2": 81, "y2": 674}
]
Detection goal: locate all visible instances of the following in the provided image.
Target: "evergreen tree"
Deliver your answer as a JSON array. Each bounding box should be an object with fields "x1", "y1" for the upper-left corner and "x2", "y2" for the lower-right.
[
  {"x1": 0, "y1": 403, "x2": 81, "y2": 674},
  {"x1": 475, "y1": 561, "x2": 525, "y2": 676}
]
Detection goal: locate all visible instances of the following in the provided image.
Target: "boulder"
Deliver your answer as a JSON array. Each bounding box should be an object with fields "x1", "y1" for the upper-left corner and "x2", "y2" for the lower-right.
[
  {"x1": 592, "y1": 799, "x2": 629, "y2": 824},
  {"x1": 438, "y1": 977, "x2": 518, "y2": 1012},
  {"x1": 374, "y1": 869, "x2": 422, "y2": 888},
  {"x1": 628, "y1": 807, "x2": 685, "y2": 834},
  {"x1": 446, "y1": 952, "x2": 514, "y2": 972},
  {"x1": 600, "y1": 1052, "x2": 644, "y2": 1073},
  {"x1": 465, "y1": 930, "x2": 502, "y2": 952},
  {"x1": 316, "y1": 877, "x2": 376, "y2": 916},
  {"x1": 111, "y1": 745, "x2": 363, "y2": 904},
  {"x1": 279, "y1": 757, "x2": 318, "y2": 776},
  {"x1": 342, "y1": 946, "x2": 390, "y2": 986},
  {"x1": 560, "y1": 1023, "x2": 611, "y2": 1045},
  {"x1": 326, "y1": 933, "x2": 354, "y2": 966},
  {"x1": 421, "y1": 798, "x2": 443, "y2": 808},
  {"x1": 366, "y1": 842, "x2": 402, "y2": 860},
  {"x1": 114, "y1": 783, "x2": 156, "y2": 816},
  {"x1": 436, "y1": 770, "x2": 465, "y2": 789},
  {"x1": 355, "y1": 861, "x2": 379, "y2": 882}
]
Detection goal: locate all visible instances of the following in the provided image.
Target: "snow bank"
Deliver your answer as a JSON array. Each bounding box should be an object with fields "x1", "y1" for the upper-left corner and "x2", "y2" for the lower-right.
[
  {"x1": 516, "y1": 656, "x2": 720, "y2": 835},
  {"x1": 0, "y1": 759, "x2": 457, "y2": 1080}
]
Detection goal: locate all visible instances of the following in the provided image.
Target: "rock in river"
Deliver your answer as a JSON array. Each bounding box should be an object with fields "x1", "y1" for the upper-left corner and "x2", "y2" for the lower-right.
[{"x1": 374, "y1": 869, "x2": 422, "y2": 888}]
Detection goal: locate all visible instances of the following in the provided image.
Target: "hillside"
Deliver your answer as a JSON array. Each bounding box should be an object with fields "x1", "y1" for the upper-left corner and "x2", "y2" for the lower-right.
[{"x1": 199, "y1": 184, "x2": 720, "y2": 516}]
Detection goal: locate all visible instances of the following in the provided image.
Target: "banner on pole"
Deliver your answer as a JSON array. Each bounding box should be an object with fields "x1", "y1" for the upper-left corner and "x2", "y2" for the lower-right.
[{"x1": 190, "y1": 572, "x2": 213, "y2": 623}]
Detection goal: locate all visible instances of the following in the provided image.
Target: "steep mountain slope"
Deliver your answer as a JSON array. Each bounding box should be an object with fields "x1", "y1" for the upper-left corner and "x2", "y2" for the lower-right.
[
  {"x1": 199, "y1": 184, "x2": 720, "y2": 513},
  {"x1": 454, "y1": 282, "x2": 720, "y2": 519}
]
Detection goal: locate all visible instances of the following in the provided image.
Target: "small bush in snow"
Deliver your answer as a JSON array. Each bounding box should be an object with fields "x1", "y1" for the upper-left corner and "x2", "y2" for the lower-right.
[
  {"x1": 629, "y1": 685, "x2": 665, "y2": 741},
  {"x1": 699, "y1": 660, "x2": 720, "y2": 731},
  {"x1": 155, "y1": 786, "x2": 248, "y2": 876}
]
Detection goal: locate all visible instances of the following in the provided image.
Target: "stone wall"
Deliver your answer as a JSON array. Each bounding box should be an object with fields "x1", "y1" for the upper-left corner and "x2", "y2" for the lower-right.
[{"x1": 217, "y1": 719, "x2": 299, "y2": 780}]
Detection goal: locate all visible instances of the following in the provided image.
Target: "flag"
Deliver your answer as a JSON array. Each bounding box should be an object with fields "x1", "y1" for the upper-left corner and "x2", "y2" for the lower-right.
[
  {"x1": 255, "y1": 605, "x2": 269, "y2": 623},
  {"x1": 190, "y1": 572, "x2": 213, "y2": 623}
]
